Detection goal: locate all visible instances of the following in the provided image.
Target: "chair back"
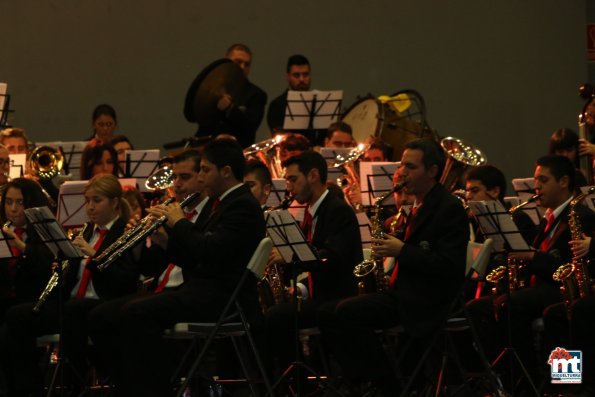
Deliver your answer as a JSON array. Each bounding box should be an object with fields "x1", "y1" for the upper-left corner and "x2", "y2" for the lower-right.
[
  {"x1": 465, "y1": 238, "x2": 493, "y2": 277},
  {"x1": 246, "y1": 237, "x2": 273, "y2": 279}
]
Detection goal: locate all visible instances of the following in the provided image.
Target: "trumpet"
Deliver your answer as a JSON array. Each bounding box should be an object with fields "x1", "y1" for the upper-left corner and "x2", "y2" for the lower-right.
[
  {"x1": 33, "y1": 222, "x2": 90, "y2": 312},
  {"x1": 96, "y1": 192, "x2": 200, "y2": 271},
  {"x1": 29, "y1": 145, "x2": 64, "y2": 180}
]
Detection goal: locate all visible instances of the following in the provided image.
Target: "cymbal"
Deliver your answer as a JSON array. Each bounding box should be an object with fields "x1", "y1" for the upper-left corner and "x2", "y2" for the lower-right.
[{"x1": 183, "y1": 58, "x2": 247, "y2": 126}]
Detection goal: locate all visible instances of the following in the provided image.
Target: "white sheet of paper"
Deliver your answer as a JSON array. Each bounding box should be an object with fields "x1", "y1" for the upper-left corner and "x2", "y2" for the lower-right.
[
  {"x1": 360, "y1": 161, "x2": 399, "y2": 206},
  {"x1": 266, "y1": 179, "x2": 288, "y2": 208},
  {"x1": 25, "y1": 206, "x2": 85, "y2": 259},
  {"x1": 0, "y1": 83, "x2": 7, "y2": 122},
  {"x1": 512, "y1": 177, "x2": 544, "y2": 225},
  {"x1": 123, "y1": 149, "x2": 160, "y2": 192},
  {"x1": 266, "y1": 209, "x2": 317, "y2": 263},
  {"x1": 8, "y1": 153, "x2": 26, "y2": 179},
  {"x1": 320, "y1": 147, "x2": 353, "y2": 185},
  {"x1": 283, "y1": 90, "x2": 343, "y2": 130}
]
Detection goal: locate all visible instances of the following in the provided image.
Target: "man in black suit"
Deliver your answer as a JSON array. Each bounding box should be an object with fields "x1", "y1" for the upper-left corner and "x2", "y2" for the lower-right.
[
  {"x1": 496, "y1": 155, "x2": 595, "y2": 391},
  {"x1": 264, "y1": 150, "x2": 361, "y2": 378},
  {"x1": 116, "y1": 139, "x2": 266, "y2": 397},
  {"x1": 189, "y1": 44, "x2": 267, "y2": 148},
  {"x1": 318, "y1": 139, "x2": 469, "y2": 395}
]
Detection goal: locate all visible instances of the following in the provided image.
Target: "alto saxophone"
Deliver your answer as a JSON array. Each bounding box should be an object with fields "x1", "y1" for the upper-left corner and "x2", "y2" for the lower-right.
[
  {"x1": 552, "y1": 187, "x2": 595, "y2": 317},
  {"x1": 353, "y1": 183, "x2": 404, "y2": 293},
  {"x1": 33, "y1": 222, "x2": 90, "y2": 312}
]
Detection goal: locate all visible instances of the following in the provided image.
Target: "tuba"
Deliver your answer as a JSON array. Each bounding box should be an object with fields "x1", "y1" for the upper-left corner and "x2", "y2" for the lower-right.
[
  {"x1": 29, "y1": 145, "x2": 64, "y2": 179},
  {"x1": 244, "y1": 135, "x2": 285, "y2": 179},
  {"x1": 440, "y1": 137, "x2": 487, "y2": 191},
  {"x1": 552, "y1": 187, "x2": 595, "y2": 318}
]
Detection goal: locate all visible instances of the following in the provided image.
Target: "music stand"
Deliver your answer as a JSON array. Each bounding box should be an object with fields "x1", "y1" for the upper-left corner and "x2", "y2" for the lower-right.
[
  {"x1": 36, "y1": 141, "x2": 88, "y2": 180},
  {"x1": 265, "y1": 210, "x2": 343, "y2": 396},
  {"x1": 468, "y1": 200, "x2": 540, "y2": 396},
  {"x1": 25, "y1": 206, "x2": 85, "y2": 397},
  {"x1": 123, "y1": 149, "x2": 160, "y2": 192},
  {"x1": 364, "y1": 163, "x2": 400, "y2": 207},
  {"x1": 512, "y1": 178, "x2": 544, "y2": 225},
  {"x1": 319, "y1": 147, "x2": 353, "y2": 186},
  {"x1": 8, "y1": 153, "x2": 26, "y2": 180},
  {"x1": 0, "y1": 82, "x2": 11, "y2": 127},
  {"x1": 265, "y1": 179, "x2": 288, "y2": 209}
]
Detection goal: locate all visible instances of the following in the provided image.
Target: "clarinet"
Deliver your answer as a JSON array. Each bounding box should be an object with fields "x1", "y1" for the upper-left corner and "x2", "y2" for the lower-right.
[{"x1": 32, "y1": 222, "x2": 90, "y2": 312}]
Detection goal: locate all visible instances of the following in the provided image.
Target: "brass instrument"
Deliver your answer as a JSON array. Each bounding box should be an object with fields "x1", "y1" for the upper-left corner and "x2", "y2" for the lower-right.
[
  {"x1": 33, "y1": 222, "x2": 90, "y2": 312},
  {"x1": 552, "y1": 186, "x2": 595, "y2": 317},
  {"x1": 440, "y1": 137, "x2": 487, "y2": 192},
  {"x1": 244, "y1": 135, "x2": 284, "y2": 179},
  {"x1": 96, "y1": 192, "x2": 200, "y2": 271},
  {"x1": 353, "y1": 183, "x2": 404, "y2": 293},
  {"x1": 485, "y1": 194, "x2": 541, "y2": 294},
  {"x1": 333, "y1": 144, "x2": 367, "y2": 210},
  {"x1": 29, "y1": 145, "x2": 64, "y2": 179}
]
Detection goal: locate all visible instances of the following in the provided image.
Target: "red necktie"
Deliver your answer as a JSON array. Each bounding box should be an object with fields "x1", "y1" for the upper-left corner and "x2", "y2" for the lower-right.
[
  {"x1": 300, "y1": 207, "x2": 314, "y2": 298},
  {"x1": 540, "y1": 211, "x2": 555, "y2": 252},
  {"x1": 10, "y1": 227, "x2": 26, "y2": 257},
  {"x1": 389, "y1": 206, "x2": 418, "y2": 288},
  {"x1": 154, "y1": 210, "x2": 197, "y2": 294},
  {"x1": 76, "y1": 228, "x2": 108, "y2": 299}
]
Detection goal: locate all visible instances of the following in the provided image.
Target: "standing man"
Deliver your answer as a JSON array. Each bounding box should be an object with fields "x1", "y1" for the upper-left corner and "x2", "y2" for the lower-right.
[
  {"x1": 187, "y1": 44, "x2": 267, "y2": 148},
  {"x1": 319, "y1": 139, "x2": 469, "y2": 395},
  {"x1": 267, "y1": 55, "x2": 314, "y2": 138},
  {"x1": 116, "y1": 139, "x2": 265, "y2": 396}
]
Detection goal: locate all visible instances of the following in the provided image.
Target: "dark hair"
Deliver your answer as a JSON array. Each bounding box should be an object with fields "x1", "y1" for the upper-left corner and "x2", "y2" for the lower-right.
[
  {"x1": 109, "y1": 134, "x2": 134, "y2": 149},
  {"x1": 548, "y1": 128, "x2": 579, "y2": 164},
  {"x1": 279, "y1": 133, "x2": 311, "y2": 152},
  {"x1": 202, "y1": 139, "x2": 245, "y2": 181},
  {"x1": 282, "y1": 150, "x2": 328, "y2": 184},
  {"x1": 404, "y1": 139, "x2": 446, "y2": 181},
  {"x1": 0, "y1": 178, "x2": 49, "y2": 222},
  {"x1": 226, "y1": 43, "x2": 252, "y2": 56},
  {"x1": 244, "y1": 159, "x2": 273, "y2": 187},
  {"x1": 536, "y1": 155, "x2": 576, "y2": 192},
  {"x1": 173, "y1": 149, "x2": 201, "y2": 172},
  {"x1": 80, "y1": 144, "x2": 119, "y2": 180},
  {"x1": 123, "y1": 186, "x2": 147, "y2": 217},
  {"x1": 465, "y1": 165, "x2": 507, "y2": 201},
  {"x1": 92, "y1": 104, "x2": 117, "y2": 123},
  {"x1": 366, "y1": 137, "x2": 390, "y2": 160},
  {"x1": 327, "y1": 121, "x2": 353, "y2": 139},
  {"x1": 286, "y1": 54, "x2": 310, "y2": 73}
]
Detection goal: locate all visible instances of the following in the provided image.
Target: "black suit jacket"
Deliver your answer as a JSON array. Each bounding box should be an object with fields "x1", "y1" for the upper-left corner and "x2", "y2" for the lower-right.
[
  {"x1": 65, "y1": 217, "x2": 140, "y2": 300},
  {"x1": 395, "y1": 183, "x2": 469, "y2": 336},
  {"x1": 267, "y1": 90, "x2": 288, "y2": 133},
  {"x1": 308, "y1": 191, "x2": 362, "y2": 303},
  {"x1": 195, "y1": 81, "x2": 267, "y2": 148},
  {"x1": 529, "y1": 202, "x2": 595, "y2": 285}
]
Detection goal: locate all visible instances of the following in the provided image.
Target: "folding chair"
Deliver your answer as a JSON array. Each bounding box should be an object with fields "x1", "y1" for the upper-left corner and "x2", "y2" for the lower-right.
[{"x1": 169, "y1": 237, "x2": 275, "y2": 397}]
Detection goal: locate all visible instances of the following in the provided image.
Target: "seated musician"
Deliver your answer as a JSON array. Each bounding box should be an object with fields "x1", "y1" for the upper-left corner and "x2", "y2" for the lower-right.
[
  {"x1": 244, "y1": 159, "x2": 272, "y2": 208},
  {"x1": 0, "y1": 178, "x2": 53, "y2": 321},
  {"x1": 0, "y1": 145, "x2": 9, "y2": 194},
  {"x1": 2, "y1": 174, "x2": 139, "y2": 396},
  {"x1": 79, "y1": 144, "x2": 119, "y2": 180},
  {"x1": 264, "y1": 150, "x2": 362, "y2": 379},
  {"x1": 548, "y1": 127, "x2": 588, "y2": 189},
  {"x1": 110, "y1": 139, "x2": 265, "y2": 397},
  {"x1": 87, "y1": 104, "x2": 118, "y2": 147},
  {"x1": 363, "y1": 137, "x2": 390, "y2": 162},
  {"x1": 109, "y1": 134, "x2": 134, "y2": 176},
  {"x1": 278, "y1": 132, "x2": 311, "y2": 163},
  {"x1": 318, "y1": 139, "x2": 469, "y2": 395},
  {"x1": 491, "y1": 155, "x2": 595, "y2": 392},
  {"x1": 324, "y1": 121, "x2": 356, "y2": 149},
  {"x1": 0, "y1": 127, "x2": 30, "y2": 154}
]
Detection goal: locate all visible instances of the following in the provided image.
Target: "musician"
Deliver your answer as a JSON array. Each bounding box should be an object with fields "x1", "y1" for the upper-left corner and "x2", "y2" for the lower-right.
[
  {"x1": 2, "y1": 174, "x2": 139, "y2": 396},
  {"x1": 0, "y1": 127, "x2": 29, "y2": 154},
  {"x1": 265, "y1": 150, "x2": 362, "y2": 376},
  {"x1": 79, "y1": 143, "x2": 119, "y2": 180},
  {"x1": 324, "y1": 121, "x2": 356, "y2": 148},
  {"x1": 495, "y1": 155, "x2": 595, "y2": 390},
  {"x1": 109, "y1": 134, "x2": 134, "y2": 176},
  {"x1": 548, "y1": 128, "x2": 588, "y2": 189},
  {"x1": 192, "y1": 44, "x2": 267, "y2": 148},
  {"x1": 244, "y1": 159, "x2": 272, "y2": 207},
  {"x1": 0, "y1": 145, "x2": 10, "y2": 191},
  {"x1": 87, "y1": 104, "x2": 118, "y2": 147},
  {"x1": 278, "y1": 132, "x2": 311, "y2": 163},
  {"x1": 363, "y1": 137, "x2": 389, "y2": 162},
  {"x1": 318, "y1": 139, "x2": 469, "y2": 395},
  {"x1": 112, "y1": 139, "x2": 264, "y2": 396},
  {"x1": 0, "y1": 178, "x2": 53, "y2": 321}
]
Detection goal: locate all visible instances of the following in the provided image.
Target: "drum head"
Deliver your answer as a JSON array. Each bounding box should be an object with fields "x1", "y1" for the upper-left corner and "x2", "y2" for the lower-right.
[{"x1": 342, "y1": 97, "x2": 382, "y2": 144}]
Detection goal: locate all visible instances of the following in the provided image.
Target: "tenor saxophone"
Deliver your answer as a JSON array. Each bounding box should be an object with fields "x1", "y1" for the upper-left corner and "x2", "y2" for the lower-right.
[
  {"x1": 33, "y1": 222, "x2": 90, "y2": 312},
  {"x1": 552, "y1": 187, "x2": 595, "y2": 317}
]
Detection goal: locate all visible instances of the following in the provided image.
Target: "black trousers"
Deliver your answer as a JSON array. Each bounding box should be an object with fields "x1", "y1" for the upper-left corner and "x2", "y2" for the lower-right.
[{"x1": 3, "y1": 297, "x2": 103, "y2": 394}]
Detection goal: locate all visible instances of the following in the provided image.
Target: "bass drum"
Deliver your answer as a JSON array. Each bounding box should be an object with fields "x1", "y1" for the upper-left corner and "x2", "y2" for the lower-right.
[{"x1": 342, "y1": 92, "x2": 437, "y2": 161}]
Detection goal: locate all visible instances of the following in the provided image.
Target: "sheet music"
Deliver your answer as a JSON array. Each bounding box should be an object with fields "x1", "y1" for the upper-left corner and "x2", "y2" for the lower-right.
[
  {"x1": 0, "y1": 83, "x2": 7, "y2": 123},
  {"x1": 265, "y1": 178, "x2": 288, "y2": 208},
  {"x1": 266, "y1": 209, "x2": 317, "y2": 263},
  {"x1": 320, "y1": 147, "x2": 353, "y2": 185},
  {"x1": 360, "y1": 161, "x2": 399, "y2": 206},
  {"x1": 36, "y1": 140, "x2": 87, "y2": 180},
  {"x1": 123, "y1": 149, "x2": 160, "y2": 192},
  {"x1": 8, "y1": 153, "x2": 26, "y2": 179},
  {"x1": 283, "y1": 90, "x2": 343, "y2": 130},
  {"x1": 25, "y1": 206, "x2": 85, "y2": 259},
  {"x1": 468, "y1": 200, "x2": 531, "y2": 252},
  {"x1": 511, "y1": 177, "x2": 544, "y2": 225},
  {"x1": 0, "y1": 224, "x2": 14, "y2": 259}
]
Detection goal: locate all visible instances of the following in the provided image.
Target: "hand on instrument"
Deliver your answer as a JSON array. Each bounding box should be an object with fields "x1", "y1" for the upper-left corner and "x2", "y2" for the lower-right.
[
  {"x1": 267, "y1": 247, "x2": 284, "y2": 267},
  {"x1": 149, "y1": 226, "x2": 169, "y2": 249},
  {"x1": 73, "y1": 235, "x2": 95, "y2": 256},
  {"x1": 217, "y1": 94, "x2": 233, "y2": 111},
  {"x1": 579, "y1": 138, "x2": 595, "y2": 156},
  {"x1": 372, "y1": 234, "x2": 404, "y2": 257},
  {"x1": 343, "y1": 180, "x2": 363, "y2": 211},
  {"x1": 3, "y1": 226, "x2": 26, "y2": 252},
  {"x1": 126, "y1": 213, "x2": 142, "y2": 230},
  {"x1": 570, "y1": 234, "x2": 591, "y2": 259},
  {"x1": 147, "y1": 202, "x2": 185, "y2": 228},
  {"x1": 507, "y1": 250, "x2": 535, "y2": 262}
]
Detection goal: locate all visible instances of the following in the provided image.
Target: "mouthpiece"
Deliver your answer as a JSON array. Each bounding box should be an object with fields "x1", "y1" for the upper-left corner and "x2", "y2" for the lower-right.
[
  {"x1": 393, "y1": 182, "x2": 405, "y2": 193},
  {"x1": 527, "y1": 194, "x2": 542, "y2": 203}
]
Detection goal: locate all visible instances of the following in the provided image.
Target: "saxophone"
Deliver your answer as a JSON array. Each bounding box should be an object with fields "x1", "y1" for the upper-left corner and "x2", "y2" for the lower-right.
[
  {"x1": 33, "y1": 222, "x2": 90, "y2": 312},
  {"x1": 552, "y1": 187, "x2": 595, "y2": 317},
  {"x1": 353, "y1": 183, "x2": 404, "y2": 294}
]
